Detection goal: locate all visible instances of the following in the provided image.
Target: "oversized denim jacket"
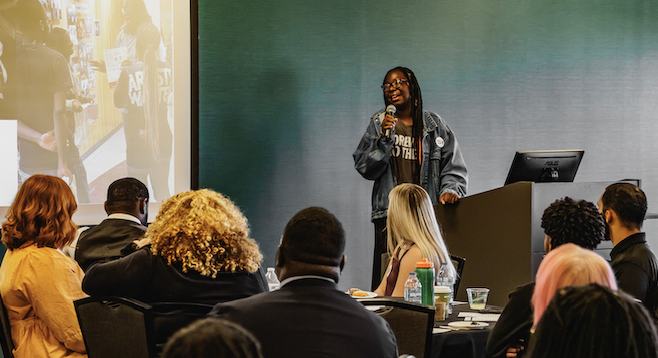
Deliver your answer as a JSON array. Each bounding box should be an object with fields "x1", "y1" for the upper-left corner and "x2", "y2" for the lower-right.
[{"x1": 353, "y1": 109, "x2": 468, "y2": 221}]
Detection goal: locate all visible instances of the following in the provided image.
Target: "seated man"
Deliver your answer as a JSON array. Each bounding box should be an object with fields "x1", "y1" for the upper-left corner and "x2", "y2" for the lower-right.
[
  {"x1": 599, "y1": 183, "x2": 658, "y2": 320},
  {"x1": 487, "y1": 197, "x2": 606, "y2": 358},
  {"x1": 75, "y1": 177, "x2": 149, "y2": 271},
  {"x1": 210, "y1": 207, "x2": 399, "y2": 358}
]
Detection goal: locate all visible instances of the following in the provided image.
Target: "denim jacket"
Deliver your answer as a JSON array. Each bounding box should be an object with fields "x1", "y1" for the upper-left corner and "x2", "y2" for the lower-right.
[{"x1": 353, "y1": 109, "x2": 468, "y2": 221}]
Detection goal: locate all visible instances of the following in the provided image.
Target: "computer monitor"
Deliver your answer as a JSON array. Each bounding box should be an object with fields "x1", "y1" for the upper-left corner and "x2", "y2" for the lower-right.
[{"x1": 504, "y1": 150, "x2": 585, "y2": 185}]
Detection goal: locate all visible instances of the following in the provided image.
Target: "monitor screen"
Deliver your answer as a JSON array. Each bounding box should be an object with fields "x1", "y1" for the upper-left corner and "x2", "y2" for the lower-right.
[{"x1": 504, "y1": 150, "x2": 584, "y2": 186}]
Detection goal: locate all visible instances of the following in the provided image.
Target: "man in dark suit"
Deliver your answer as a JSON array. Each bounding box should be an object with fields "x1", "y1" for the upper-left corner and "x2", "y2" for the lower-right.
[
  {"x1": 75, "y1": 177, "x2": 149, "y2": 271},
  {"x1": 210, "y1": 207, "x2": 398, "y2": 358}
]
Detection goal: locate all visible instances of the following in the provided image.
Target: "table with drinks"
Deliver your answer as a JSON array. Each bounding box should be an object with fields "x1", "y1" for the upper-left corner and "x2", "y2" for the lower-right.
[
  {"x1": 430, "y1": 301, "x2": 499, "y2": 358},
  {"x1": 406, "y1": 260, "x2": 498, "y2": 358}
]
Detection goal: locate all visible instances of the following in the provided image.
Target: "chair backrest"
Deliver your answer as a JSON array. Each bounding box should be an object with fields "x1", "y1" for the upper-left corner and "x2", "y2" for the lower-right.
[
  {"x1": 75, "y1": 296, "x2": 155, "y2": 358},
  {"x1": 450, "y1": 255, "x2": 466, "y2": 295},
  {"x1": 0, "y1": 296, "x2": 15, "y2": 358},
  {"x1": 360, "y1": 298, "x2": 435, "y2": 358},
  {"x1": 149, "y1": 302, "x2": 215, "y2": 350}
]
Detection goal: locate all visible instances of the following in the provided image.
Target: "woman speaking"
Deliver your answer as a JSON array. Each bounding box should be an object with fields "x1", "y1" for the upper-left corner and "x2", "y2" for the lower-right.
[{"x1": 353, "y1": 67, "x2": 468, "y2": 289}]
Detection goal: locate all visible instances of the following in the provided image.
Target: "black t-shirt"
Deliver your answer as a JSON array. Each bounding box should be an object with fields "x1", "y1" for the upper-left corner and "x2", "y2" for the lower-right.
[
  {"x1": 114, "y1": 61, "x2": 173, "y2": 168},
  {"x1": 17, "y1": 44, "x2": 72, "y2": 172},
  {"x1": 610, "y1": 232, "x2": 658, "y2": 320},
  {"x1": 391, "y1": 120, "x2": 417, "y2": 184}
]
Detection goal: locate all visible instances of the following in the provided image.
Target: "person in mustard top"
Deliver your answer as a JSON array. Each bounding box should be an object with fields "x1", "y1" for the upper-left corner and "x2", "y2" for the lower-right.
[{"x1": 0, "y1": 175, "x2": 87, "y2": 358}]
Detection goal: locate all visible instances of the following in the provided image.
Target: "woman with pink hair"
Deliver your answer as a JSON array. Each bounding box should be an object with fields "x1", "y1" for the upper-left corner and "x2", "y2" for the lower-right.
[{"x1": 532, "y1": 243, "x2": 617, "y2": 327}]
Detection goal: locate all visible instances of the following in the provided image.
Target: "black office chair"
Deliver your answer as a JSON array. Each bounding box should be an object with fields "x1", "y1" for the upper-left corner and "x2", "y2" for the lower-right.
[
  {"x1": 149, "y1": 302, "x2": 215, "y2": 352},
  {"x1": 75, "y1": 296, "x2": 156, "y2": 358},
  {"x1": 449, "y1": 255, "x2": 466, "y2": 294},
  {"x1": 361, "y1": 298, "x2": 435, "y2": 358},
  {"x1": 0, "y1": 296, "x2": 15, "y2": 358}
]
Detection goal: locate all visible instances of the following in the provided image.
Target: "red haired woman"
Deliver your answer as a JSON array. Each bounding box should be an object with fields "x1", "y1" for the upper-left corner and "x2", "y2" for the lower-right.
[{"x1": 0, "y1": 175, "x2": 87, "y2": 358}]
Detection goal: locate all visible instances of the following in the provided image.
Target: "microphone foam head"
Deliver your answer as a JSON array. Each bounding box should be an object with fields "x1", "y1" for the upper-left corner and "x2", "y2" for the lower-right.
[{"x1": 386, "y1": 104, "x2": 396, "y2": 114}]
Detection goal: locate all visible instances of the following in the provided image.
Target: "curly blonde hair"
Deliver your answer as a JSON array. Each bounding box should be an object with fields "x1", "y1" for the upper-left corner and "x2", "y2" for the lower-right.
[{"x1": 148, "y1": 189, "x2": 262, "y2": 278}]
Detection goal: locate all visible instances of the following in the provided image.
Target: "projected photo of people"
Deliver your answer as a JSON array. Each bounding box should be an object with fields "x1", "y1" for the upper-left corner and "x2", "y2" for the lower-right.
[
  {"x1": 113, "y1": 21, "x2": 172, "y2": 201},
  {"x1": 0, "y1": 0, "x2": 178, "y2": 207}
]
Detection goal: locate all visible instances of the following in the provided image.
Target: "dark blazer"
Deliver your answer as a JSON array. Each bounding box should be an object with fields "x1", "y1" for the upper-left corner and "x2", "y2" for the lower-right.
[
  {"x1": 210, "y1": 277, "x2": 399, "y2": 358},
  {"x1": 76, "y1": 218, "x2": 147, "y2": 271},
  {"x1": 82, "y1": 247, "x2": 268, "y2": 344}
]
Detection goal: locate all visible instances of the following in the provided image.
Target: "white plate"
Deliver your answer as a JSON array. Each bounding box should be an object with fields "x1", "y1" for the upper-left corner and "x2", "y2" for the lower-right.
[
  {"x1": 365, "y1": 305, "x2": 385, "y2": 311},
  {"x1": 348, "y1": 291, "x2": 378, "y2": 298},
  {"x1": 447, "y1": 321, "x2": 489, "y2": 330},
  {"x1": 433, "y1": 328, "x2": 451, "y2": 334}
]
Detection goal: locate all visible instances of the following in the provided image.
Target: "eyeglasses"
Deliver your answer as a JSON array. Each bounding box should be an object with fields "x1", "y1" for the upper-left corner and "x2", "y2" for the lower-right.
[{"x1": 381, "y1": 78, "x2": 407, "y2": 92}]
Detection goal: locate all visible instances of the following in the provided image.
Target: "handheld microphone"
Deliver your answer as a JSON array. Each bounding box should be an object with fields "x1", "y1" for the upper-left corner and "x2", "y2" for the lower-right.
[{"x1": 385, "y1": 104, "x2": 396, "y2": 138}]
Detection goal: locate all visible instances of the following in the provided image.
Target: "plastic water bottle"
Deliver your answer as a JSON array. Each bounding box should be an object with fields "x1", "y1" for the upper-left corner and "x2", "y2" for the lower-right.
[
  {"x1": 266, "y1": 267, "x2": 280, "y2": 291},
  {"x1": 404, "y1": 272, "x2": 422, "y2": 303},
  {"x1": 436, "y1": 262, "x2": 455, "y2": 314},
  {"x1": 415, "y1": 258, "x2": 435, "y2": 306}
]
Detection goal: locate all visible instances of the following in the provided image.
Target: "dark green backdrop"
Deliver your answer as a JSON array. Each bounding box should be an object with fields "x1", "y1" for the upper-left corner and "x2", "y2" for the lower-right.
[{"x1": 198, "y1": 0, "x2": 658, "y2": 290}]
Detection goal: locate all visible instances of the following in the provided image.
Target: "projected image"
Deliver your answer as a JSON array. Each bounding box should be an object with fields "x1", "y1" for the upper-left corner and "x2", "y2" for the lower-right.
[{"x1": 0, "y1": 0, "x2": 177, "y2": 206}]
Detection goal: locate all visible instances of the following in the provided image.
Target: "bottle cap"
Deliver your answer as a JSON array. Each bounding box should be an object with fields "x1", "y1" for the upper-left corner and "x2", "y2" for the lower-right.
[
  {"x1": 267, "y1": 267, "x2": 275, "y2": 272},
  {"x1": 416, "y1": 258, "x2": 434, "y2": 268}
]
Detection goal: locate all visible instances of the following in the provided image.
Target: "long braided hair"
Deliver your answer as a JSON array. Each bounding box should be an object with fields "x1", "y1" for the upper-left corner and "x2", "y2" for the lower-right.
[
  {"x1": 123, "y1": 0, "x2": 152, "y2": 35},
  {"x1": 135, "y1": 22, "x2": 163, "y2": 162},
  {"x1": 383, "y1": 66, "x2": 424, "y2": 182}
]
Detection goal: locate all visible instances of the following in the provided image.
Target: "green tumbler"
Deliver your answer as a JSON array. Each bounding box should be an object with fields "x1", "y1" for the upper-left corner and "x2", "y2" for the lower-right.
[{"x1": 415, "y1": 258, "x2": 435, "y2": 306}]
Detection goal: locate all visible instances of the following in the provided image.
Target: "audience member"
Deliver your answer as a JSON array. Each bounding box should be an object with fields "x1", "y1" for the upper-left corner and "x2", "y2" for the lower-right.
[
  {"x1": 599, "y1": 183, "x2": 658, "y2": 320},
  {"x1": 161, "y1": 318, "x2": 263, "y2": 358},
  {"x1": 487, "y1": 197, "x2": 606, "y2": 358},
  {"x1": 0, "y1": 175, "x2": 87, "y2": 358},
  {"x1": 75, "y1": 177, "x2": 149, "y2": 271},
  {"x1": 532, "y1": 243, "x2": 617, "y2": 325},
  {"x1": 369, "y1": 183, "x2": 455, "y2": 297},
  {"x1": 527, "y1": 284, "x2": 658, "y2": 358},
  {"x1": 82, "y1": 189, "x2": 267, "y2": 345},
  {"x1": 210, "y1": 207, "x2": 399, "y2": 358}
]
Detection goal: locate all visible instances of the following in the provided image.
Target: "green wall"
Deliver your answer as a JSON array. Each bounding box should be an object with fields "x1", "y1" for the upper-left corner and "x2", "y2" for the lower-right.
[{"x1": 199, "y1": 0, "x2": 658, "y2": 290}]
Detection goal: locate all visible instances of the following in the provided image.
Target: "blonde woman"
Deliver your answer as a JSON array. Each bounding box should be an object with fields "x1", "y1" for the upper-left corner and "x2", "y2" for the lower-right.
[
  {"x1": 374, "y1": 183, "x2": 455, "y2": 297},
  {"x1": 82, "y1": 189, "x2": 267, "y2": 345}
]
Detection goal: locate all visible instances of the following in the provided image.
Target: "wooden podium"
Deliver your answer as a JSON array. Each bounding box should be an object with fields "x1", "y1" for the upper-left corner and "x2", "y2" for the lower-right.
[{"x1": 434, "y1": 181, "x2": 616, "y2": 306}]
